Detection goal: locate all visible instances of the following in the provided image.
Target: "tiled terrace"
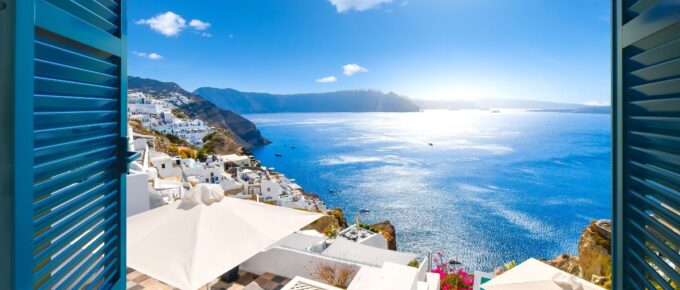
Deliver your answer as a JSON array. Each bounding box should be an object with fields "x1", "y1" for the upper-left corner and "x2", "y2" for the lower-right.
[{"x1": 126, "y1": 268, "x2": 292, "y2": 290}]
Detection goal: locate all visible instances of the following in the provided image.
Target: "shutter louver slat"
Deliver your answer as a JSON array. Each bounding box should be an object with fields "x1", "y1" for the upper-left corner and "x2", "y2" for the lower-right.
[
  {"x1": 627, "y1": 0, "x2": 660, "y2": 17},
  {"x1": 70, "y1": 244, "x2": 118, "y2": 289},
  {"x1": 43, "y1": 0, "x2": 119, "y2": 34},
  {"x1": 628, "y1": 248, "x2": 674, "y2": 290},
  {"x1": 628, "y1": 204, "x2": 680, "y2": 248},
  {"x1": 628, "y1": 220, "x2": 680, "y2": 281},
  {"x1": 33, "y1": 157, "x2": 117, "y2": 199},
  {"x1": 34, "y1": 215, "x2": 117, "y2": 285},
  {"x1": 630, "y1": 58, "x2": 680, "y2": 81},
  {"x1": 66, "y1": 241, "x2": 117, "y2": 289}
]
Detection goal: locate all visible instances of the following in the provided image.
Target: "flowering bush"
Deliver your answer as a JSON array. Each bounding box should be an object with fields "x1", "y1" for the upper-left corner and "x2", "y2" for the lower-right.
[{"x1": 432, "y1": 252, "x2": 474, "y2": 290}]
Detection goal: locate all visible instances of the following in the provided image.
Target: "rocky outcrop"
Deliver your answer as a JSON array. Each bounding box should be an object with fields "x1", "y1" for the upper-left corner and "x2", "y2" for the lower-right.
[
  {"x1": 371, "y1": 220, "x2": 397, "y2": 251},
  {"x1": 543, "y1": 220, "x2": 611, "y2": 289},
  {"x1": 579, "y1": 220, "x2": 611, "y2": 286},
  {"x1": 542, "y1": 254, "x2": 581, "y2": 277},
  {"x1": 302, "y1": 208, "x2": 348, "y2": 234},
  {"x1": 329, "y1": 208, "x2": 348, "y2": 229}
]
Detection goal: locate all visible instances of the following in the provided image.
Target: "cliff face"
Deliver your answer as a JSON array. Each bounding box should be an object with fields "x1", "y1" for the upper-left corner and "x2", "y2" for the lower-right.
[
  {"x1": 128, "y1": 76, "x2": 270, "y2": 149},
  {"x1": 180, "y1": 97, "x2": 270, "y2": 148},
  {"x1": 194, "y1": 87, "x2": 420, "y2": 114},
  {"x1": 578, "y1": 220, "x2": 611, "y2": 286},
  {"x1": 302, "y1": 208, "x2": 348, "y2": 234},
  {"x1": 372, "y1": 220, "x2": 397, "y2": 251},
  {"x1": 543, "y1": 220, "x2": 612, "y2": 289}
]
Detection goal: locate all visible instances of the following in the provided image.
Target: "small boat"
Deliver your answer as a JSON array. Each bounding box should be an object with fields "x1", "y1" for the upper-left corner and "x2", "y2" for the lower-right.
[
  {"x1": 428, "y1": 143, "x2": 433, "y2": 146},
  {"x1": 275, "y1": 153, "x2": 283, "y2": 157},
  {"x1": 291, "y1": 145, "x2": 296, "y2": 149},
  {"x1": 329, "y1": 189, "x2": 343, "y2": 194},
  {"x1": 359, "y1": 209, "x2": 370, "y2": 214},
  {"x1": 490, "y1": 109, "x2": 500, "y2": 113}
]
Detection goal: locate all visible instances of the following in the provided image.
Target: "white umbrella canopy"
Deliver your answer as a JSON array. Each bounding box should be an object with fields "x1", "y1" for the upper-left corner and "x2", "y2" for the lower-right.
[
  {"x1": 127, "y1": 184, "x2": 323, "y2": 290},
  {"x1": 482, "y1": 258, "x2": 605, "y2": 290}
]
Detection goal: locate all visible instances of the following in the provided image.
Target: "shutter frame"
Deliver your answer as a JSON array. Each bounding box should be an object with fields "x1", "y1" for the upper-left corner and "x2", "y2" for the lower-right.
[
  {"x1": 11, "y1": 0, "x2": 128, "y2": 288},
  {"x1": 614, "y1": 1, "x2": 680, "y2": 289}
]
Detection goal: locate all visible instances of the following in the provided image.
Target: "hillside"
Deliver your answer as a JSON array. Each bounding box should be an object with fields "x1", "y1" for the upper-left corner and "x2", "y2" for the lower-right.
[
  {"x1": 193, "y1": 87, "x2": 420, "y2": 114},
  {"x1": 128, "y1": 76, "x2": 270, "y2": 148}
]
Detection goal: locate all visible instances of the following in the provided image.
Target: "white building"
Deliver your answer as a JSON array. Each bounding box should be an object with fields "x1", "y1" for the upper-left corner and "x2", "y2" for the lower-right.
[
  {"x1": 181, "y1": 158, "x2": 225, "y2": 184},
  {"x1": 150, "y1": 155, "x2": 183, "y2": 179},
  {"x1": 240, "y1": 228, "x2": 435, "y2": 290},
  {"x1": 220, "y1": 154, "x2": 251, "y2": 168},
  {"x1": 127, "y1": 90, "x2": 213, "y2": 146}
]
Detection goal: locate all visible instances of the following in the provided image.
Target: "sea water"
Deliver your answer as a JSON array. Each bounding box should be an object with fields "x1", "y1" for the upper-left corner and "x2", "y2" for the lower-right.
[{"x1": 248, "y1": 110, "x2": 610, "y2": 271}]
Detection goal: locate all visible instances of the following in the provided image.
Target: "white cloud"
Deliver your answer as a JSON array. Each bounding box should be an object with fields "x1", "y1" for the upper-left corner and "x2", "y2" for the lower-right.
[
  {"x1": 200, "y1": 32, "x2": 212, "y2": 37},
  {"x1": 329, "y1": 0, "x2": 393, "y2": 12},
  {"x1": 189, "y1": 19, "x2": 211, "y2": 30},
  {"x1": 132, "y1": 51, "x2": 163, "y2": 60},
  {"x1": 316, "y1": 76, "x2": 338, "y2": 83},
  {"x1": 148, "y1": 53, "x2": 163, "y2": 60},
  {"x1": 343, "y1": 64, "x2": 368, "y2": 76},
  {"x1": 136, "y1": 11, "x2": 187, "y2": 37}
]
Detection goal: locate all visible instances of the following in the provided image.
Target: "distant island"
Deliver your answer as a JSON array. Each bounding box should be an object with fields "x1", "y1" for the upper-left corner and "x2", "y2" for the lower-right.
[
  {"x1": 413, "y1": 98, "x2": 610, "y2": 114},
  {"x1": 193, "y1": 87, "x2": 420, "y2": 113}
]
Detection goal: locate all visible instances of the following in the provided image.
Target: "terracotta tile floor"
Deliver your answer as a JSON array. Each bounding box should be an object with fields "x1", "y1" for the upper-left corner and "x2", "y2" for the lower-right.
[{"x1": 126, "y1": 268, "x2": 291, "y2": 290}]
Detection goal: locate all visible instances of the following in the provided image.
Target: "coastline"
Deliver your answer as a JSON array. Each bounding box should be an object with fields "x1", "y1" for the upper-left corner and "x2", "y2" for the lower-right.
[{"x1": 242, "y1": 147, "x2": 399, "y2": 250}]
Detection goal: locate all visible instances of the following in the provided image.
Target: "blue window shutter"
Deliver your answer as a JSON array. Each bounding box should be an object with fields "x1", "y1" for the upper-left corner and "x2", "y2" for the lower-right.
[
  {"x1": 10, "y1": 0, "x2": 128, "y2": 289},
  {"x1": 613, "y1": 1, "x2": 680, "y2": 289}
]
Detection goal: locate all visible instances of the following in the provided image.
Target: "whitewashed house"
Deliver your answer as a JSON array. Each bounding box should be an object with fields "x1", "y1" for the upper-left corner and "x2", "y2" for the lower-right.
[{"x1": 150, "y1": 155, "x2": 183, "y2": 179}]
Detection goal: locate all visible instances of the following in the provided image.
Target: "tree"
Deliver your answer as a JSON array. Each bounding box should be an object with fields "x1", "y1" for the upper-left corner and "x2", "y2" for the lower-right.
[{"x1": 197, "y1": 149, "x2": 208, "y2": 162}]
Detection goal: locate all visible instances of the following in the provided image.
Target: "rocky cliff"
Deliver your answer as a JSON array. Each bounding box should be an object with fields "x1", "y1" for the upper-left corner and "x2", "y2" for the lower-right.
[
  {"x1": 371, "y1": 221, "x2": 397, "y2": 251},
  {"x1": 128, "y1": 76, "x2": 270, "y2": 149},
  {"x1": 194, "y1": 87, "x2": 420, "y2": 114},
  {"x1": 302, "y1": 208, "x2": 348, "y2": 234},
  {"x1": 543, "y1": 220, "x2": 612, "y2": 289},
  {"x1": 578, "y1": 220, "x2": 611, "y2": 286}
]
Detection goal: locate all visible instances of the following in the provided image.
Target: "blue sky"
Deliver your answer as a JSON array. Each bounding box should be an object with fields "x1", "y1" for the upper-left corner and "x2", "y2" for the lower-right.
[{"x1": 129, "y1": 0, "x2": 610, "y2": 105}]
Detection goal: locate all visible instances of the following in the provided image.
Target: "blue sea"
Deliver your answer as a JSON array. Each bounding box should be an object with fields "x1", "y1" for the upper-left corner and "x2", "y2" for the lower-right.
[{"x1": 247, "y1": 110, "x2": 611, "y2": 271}]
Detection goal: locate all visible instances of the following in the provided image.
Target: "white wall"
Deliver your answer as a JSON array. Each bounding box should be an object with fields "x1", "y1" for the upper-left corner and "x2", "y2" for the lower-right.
[
  {"x1": 359, "y1": 233, "x2": 389, "y2": 250},
  {"x1": 151, "y1": 158, "x2": 182, "y2": 178},
  {"x1": 241, "y1": 246, "x2": 360, "y2": 283},
  {"x1": 127, "y1": 172, "x2": 150, "y2": 217},
  {"x1": 261, "y1": 179, "x2": 283, "y2": 200}
]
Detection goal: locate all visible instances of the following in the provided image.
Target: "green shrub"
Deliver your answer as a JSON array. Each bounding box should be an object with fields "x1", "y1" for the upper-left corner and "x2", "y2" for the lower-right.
[
  {"x1": 358, "y1": 223, "x2": 380, "y2": 233},
  {"x1": 324, "y1": 229, "x2": 337, "y2": 238},
  {"x1": 165, "y1": 133, "x2": 181, "y2": 143},
  {"x1": 202, "y1": 132, "x2": 216, "y2": 143},
  {"x1": 169, "y1": 146, "x2": 179, "y2": 156},
  {"x1": 197, "y1": 149, "x2": 208, "y2": 162}
]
